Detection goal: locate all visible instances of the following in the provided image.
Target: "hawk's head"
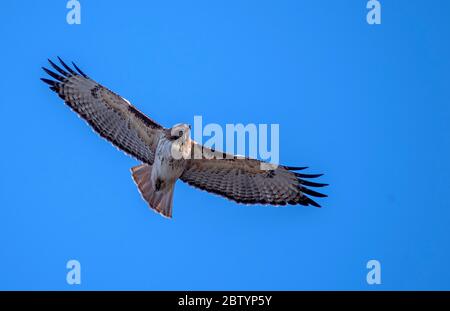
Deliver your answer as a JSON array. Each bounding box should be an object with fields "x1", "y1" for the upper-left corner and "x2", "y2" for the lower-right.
[
  {"x1": 169, "y1": 123, "x2": 192, "y2": 160},
  {"x1": 170, "y1": 123, "x2": 191, "y2": 141}
]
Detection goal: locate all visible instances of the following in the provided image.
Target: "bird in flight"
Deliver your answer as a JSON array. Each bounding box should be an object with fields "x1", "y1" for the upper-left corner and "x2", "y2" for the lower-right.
[{"x1": 41, "y1": 58, "x2": 328, "y2": 218}]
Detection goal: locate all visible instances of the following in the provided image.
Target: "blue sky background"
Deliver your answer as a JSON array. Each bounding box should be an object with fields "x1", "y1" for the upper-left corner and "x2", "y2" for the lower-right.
[{"x1": 1, "y1": 1, "x2": 449, "y2": 290}]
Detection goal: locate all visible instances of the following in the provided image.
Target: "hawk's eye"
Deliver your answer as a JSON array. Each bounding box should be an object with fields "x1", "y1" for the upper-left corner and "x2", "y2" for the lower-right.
[{"x1": 178, "y1": 130, "x2": 183, "y2": 137}]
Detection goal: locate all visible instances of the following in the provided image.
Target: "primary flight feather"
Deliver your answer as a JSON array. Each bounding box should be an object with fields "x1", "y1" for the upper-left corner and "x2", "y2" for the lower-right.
[{"x1": 41, "y1": 58, "x2": 327, "y2": 218}]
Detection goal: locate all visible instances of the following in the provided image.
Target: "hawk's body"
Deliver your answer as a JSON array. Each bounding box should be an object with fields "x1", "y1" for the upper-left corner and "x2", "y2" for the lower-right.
[{"x1": 42, "y1": 58, "x2": 327, "y2": 218}]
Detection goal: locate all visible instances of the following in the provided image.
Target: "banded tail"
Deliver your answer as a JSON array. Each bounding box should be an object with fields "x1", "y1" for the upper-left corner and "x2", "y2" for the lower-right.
[{"x1": 131, "y1": 164, "x2": 175, "y2": 218}]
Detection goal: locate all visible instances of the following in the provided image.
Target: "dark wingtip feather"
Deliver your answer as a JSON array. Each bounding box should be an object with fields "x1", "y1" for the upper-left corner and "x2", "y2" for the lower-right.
[
  {"x1": 72, "y1": 61, "x2": 88, "y2": 78},
  {"x1": 300, "y1": 180, "x2": 329, "y2": 188},
  {"x1": 304, "y1": 197, "x2": 321, "y2": 208},
  {"x1": 301, "y1": 187, "x2": 327, "y2": 198},
  {"x1": 57, "y1": 56, "x2": 77, "y2": 75},
  {"x1": 295, "y1": 172, "x2": 324, "y2": 179},
  {"x1": 40, "y1": 78, "x2": 57, "y2": 86},
  {"x1": 42, "y1": 67, "x2": 65, "y2": 82},
  {"x1": 48, "y1": 58, "x2": 69, "y2": 77}
]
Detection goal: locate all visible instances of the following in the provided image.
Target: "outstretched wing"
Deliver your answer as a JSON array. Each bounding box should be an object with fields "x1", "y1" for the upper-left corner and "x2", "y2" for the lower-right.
[
  {"x1": 180, "y1": 142, "x2": 328, "y2": 207},
  {"x1": 41, "y1": 57, "x2": 163, "y2": 164}
]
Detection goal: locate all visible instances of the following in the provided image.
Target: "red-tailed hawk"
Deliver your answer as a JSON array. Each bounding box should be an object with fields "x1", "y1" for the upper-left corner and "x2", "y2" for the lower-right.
[{"x1": 41, "y1": 58, "x2": 327, "y2": 218}]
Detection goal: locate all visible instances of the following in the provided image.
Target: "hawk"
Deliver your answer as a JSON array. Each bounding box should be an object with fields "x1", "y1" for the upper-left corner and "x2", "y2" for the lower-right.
[{"x1": 41, "y1": 58, "x2": 328, "y2": 218}]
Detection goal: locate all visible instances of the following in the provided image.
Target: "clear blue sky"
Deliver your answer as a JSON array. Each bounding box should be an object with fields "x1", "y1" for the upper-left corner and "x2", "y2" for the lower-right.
[{"x1": 1, "y1": 1, "x2": 449, "y2": 290}]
